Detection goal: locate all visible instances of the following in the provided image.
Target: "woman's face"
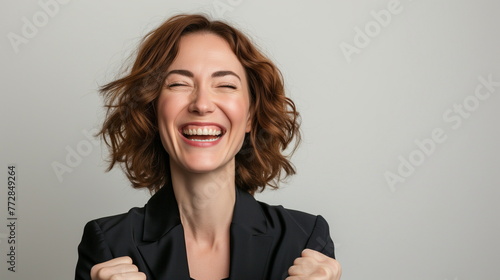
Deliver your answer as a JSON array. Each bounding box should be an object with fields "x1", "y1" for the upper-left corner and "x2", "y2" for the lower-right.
[{"x1": 157, "y1": 32, "x2": 251, "y2": 175}]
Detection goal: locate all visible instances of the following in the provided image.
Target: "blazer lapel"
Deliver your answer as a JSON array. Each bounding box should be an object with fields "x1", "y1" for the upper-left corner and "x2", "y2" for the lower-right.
[
  {"x1": 137, "y1": 184, "x2": 191, "y2": 280},
  {"x1": 229, "y1": 188, "x2": 274, "y2": 280}
]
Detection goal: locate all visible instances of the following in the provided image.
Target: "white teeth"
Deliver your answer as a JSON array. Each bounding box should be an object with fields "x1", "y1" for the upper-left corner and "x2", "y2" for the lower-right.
[
  {"x1": 190, "y1": 138, "x2": 219, "y2": 142},
  {"x1": 183, "y1": 127, "x2": 222, "y2": 136}
]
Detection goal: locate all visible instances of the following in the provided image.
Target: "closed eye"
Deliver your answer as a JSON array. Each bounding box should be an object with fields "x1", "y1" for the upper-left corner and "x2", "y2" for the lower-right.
[
  {"x1": 219, "y1": 84, "x2": 237, "y2": 89},
  {"x1": 166, "y1": 82, "x2": 188, "y2": 88}
]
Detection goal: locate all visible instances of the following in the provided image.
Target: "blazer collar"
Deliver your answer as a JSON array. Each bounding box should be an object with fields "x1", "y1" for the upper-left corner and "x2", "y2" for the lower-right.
[
  {"x1": 139, "y1": 184, "x2": 273, "y2": 280},
  {"x1": 142, "y1": 183, "x2": 268, "y2": 241},
  {"x1": 142, "y1": 182, "x2": 181, "y2": 242},
  {"x1": 228, "y1": 189, "x2": 273, "y2": 279}
]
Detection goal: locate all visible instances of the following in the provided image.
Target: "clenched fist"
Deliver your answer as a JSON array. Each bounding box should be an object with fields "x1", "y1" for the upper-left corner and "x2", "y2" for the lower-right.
[
  {"x1": 286, "y1": 249, "x2": 342, "y2": 280},
  {"x1": 90, "y1": 256, "x2": 146, "y2": 280}
]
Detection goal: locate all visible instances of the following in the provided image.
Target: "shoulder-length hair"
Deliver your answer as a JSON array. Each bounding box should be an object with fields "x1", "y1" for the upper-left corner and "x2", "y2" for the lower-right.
[{"x1": 98, "y1": 14, "x2": 300, "y2": 194}]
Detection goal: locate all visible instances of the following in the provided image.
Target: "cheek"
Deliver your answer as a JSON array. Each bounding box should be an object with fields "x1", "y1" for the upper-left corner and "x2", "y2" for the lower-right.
[
  {"x1": 157, "y1": 96, "x2": 180, "y2": 143},
  {"x1": 227, "y1": 98, "x2": 251, "y2": 132},
  {"x1": 157, "y1": 95, "x2": 183, "y2": 124}
]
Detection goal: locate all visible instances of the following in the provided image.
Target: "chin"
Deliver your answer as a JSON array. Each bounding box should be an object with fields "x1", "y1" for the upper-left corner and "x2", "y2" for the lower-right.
[{"x1": 181, "y1": 159, "x2": 227, "y2": 174}]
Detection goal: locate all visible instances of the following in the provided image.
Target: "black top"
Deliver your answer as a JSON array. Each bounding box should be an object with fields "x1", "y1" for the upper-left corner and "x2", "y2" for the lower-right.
[{"x1": 76, "y1": 184, "x2": 335, "y2": 280}]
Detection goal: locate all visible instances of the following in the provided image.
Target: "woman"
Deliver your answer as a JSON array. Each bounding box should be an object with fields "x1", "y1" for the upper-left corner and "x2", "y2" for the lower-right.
[{"x1": 76, "y1": 14, "x2": 341, "y2": 280}]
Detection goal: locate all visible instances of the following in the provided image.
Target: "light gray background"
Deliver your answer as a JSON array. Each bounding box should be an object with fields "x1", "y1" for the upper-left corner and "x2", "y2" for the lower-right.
[{"x1": 1, "y1": 0, "x2": 499, "y2": 279}]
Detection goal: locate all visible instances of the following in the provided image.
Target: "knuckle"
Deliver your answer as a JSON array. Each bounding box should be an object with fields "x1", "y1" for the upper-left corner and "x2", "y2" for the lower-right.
[
  {"x1": 288, "y1": 265, "x2": 297, "y2": 275},
  {"x1": 302, "y1": 248, "x2": 313, "y2": 256},
  {"x1": 316, "y1": 266, "x2": 332, "y2": 277},
  {"x1": 95, "y1": 267, "x2": 107, "y2": 278},
  {"x1": 328, "y1": 259, "x2": 342, "y2": 272},
  {"x1": 90, "y1": 264, "x2": 100, "y2": 278},
  {"x1": 109, "y1": 274, "x2": 122, "y2": 280}
]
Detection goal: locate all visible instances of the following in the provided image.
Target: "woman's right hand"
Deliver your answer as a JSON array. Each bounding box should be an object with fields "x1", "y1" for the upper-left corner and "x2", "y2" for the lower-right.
[{"x1": 90, "y1": 256, "x2": 146, "y2": 280}]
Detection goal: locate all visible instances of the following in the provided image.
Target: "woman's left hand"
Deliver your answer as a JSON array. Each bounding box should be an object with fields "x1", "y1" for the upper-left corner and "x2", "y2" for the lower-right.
[{"x1": 286, "y1": 249, "x2": 342, "y2": 280}]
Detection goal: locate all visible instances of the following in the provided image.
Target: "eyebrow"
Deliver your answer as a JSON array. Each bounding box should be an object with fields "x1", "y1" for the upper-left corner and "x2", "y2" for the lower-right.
[
  {"x1": 211, "y1": 70, "x2": 241, "y2": 81},
  {"x1": 166, "y1": 69, "x2": 193, "y2": 78},
  {"x1": 165, "y1": 69, "x2": 241, "y2": 81}
]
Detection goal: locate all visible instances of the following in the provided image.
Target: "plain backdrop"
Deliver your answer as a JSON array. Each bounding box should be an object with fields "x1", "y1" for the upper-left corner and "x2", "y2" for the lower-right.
[{"x1": 1, "y1": 0, "x2": 499, "y2": 279}]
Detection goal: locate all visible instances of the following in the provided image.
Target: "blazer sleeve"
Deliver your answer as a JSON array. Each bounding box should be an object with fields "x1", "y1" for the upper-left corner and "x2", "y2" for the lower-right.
[
  {"x1": 304, "y1": 215, "x2": 336, "y2": 259},
  {"x1": 75, "y1": 220, "x2": 114, "y2": 280}
]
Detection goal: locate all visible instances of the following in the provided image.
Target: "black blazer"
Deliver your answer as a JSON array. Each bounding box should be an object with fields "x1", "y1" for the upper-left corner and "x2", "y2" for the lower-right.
[{"x1": 75, "y1": 185, "x2": 335, "y2": 280}]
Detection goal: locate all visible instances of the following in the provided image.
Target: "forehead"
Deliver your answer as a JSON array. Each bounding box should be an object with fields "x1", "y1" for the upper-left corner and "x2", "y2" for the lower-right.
[{"x1": 169, "y1": 32, "x2": 245, "y2": 74}]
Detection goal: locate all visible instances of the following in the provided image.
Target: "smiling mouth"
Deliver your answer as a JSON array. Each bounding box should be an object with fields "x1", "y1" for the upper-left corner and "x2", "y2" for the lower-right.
[{"x1": 181, "y1": 125, "x2": 224, "y2": 142}]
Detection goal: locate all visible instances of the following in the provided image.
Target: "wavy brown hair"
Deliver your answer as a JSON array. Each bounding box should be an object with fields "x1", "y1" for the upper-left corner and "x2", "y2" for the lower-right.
[{"x1": 98, "y1": 14, "x2": 300, "y2": 194}]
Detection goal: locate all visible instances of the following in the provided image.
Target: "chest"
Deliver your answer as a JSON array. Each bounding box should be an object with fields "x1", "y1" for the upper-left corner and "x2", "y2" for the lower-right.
[{"x1": 185, "y1": 240, "x2": 230, "y2": 280}]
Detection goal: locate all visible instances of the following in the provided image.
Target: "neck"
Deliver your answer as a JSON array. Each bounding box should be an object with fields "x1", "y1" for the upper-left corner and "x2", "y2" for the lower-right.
[{"x1": 170, "y1": 160, "x2": 236, "y2": 245}]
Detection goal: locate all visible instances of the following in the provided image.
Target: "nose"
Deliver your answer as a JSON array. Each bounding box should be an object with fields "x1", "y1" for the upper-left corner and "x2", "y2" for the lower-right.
[{"x1": 188, "y1": 85, "x2": 216, "y2": 115}]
